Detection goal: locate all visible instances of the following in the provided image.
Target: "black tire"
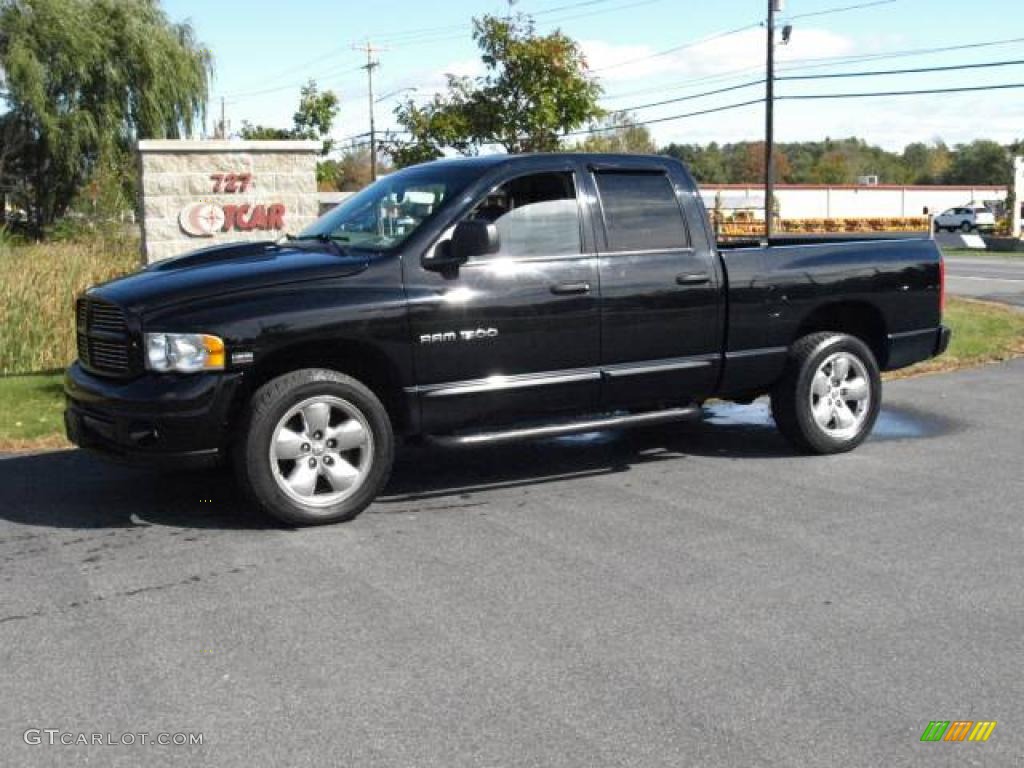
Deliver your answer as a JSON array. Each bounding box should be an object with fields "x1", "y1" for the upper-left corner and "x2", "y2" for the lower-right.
[
  {"x1": 234, "y1": 369, "x2": 394, "y2": 525},
  {"x1": 770, "y1": 333, "x2": 881, "y2": 455},
  {"x1": 960, "y1": 221, "x2": 972, "y2": 233}
]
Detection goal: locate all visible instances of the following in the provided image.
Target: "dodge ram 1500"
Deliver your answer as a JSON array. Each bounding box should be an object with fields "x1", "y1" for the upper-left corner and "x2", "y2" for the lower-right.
[{"x1": 66, "y1": 154, "x2": 950, "y2": 524}]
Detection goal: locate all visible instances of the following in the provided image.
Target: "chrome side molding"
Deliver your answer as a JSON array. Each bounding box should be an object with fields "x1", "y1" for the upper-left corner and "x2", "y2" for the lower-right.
[{"x1": 427, "y1": 406, "x2": 700, "y2": 447}]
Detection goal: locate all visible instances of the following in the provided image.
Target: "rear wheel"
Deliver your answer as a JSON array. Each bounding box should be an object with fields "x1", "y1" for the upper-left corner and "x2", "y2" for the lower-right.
[
  {"x1": 960, "y1": 221, "x2": 972, "y2": 233},
  {"x1": 235, "y1": 369, "x2": 394, "y2": 525},
  {"x1": 771, "y1": 333, "x2": 881, "y2": 454}
]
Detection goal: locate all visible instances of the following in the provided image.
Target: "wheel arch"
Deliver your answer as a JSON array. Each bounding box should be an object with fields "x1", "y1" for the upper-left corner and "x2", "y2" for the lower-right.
[
  {"x1": 793, "y1": 300, "x2": 889, "y2": 368},
  {"x1": 232, "y1": 339, "x2": 413, "y2": 436}
]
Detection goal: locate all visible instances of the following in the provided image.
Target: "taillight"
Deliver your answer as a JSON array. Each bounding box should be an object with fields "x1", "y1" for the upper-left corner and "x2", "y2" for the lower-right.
[{"x1": 939, "y1": 257, "x2": 946, "y2": 314}]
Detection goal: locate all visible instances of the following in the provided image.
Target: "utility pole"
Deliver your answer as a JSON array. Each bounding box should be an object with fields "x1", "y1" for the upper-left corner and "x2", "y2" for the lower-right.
[
  {"x1": 219, "y1": 96, "x2": 226, "y2": 140},
  {"x1": 764, "y1": 0, "x2": 779, "y2": 240},
  {"x1": 354, "y1": 41, "x2": 384, "y2": 181}
]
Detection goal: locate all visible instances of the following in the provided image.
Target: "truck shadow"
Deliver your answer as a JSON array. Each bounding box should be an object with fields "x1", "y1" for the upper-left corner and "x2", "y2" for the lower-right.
[{"x1": 0, "y1": 402, "x2": 953, "y2": 530}]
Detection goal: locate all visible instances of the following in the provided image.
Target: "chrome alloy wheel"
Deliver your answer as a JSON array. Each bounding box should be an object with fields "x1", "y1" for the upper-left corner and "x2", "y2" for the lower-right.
[
  {"x1": 269, "y1": 396, "x2": 373, "y2": 508},
  {"x1": 808, "y1": 351, "x2": 871, "y2": 440}
]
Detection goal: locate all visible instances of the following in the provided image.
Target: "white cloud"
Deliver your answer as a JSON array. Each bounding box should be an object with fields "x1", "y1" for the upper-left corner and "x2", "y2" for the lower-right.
[{"x1": 583, "y1": 27, "x2": 855, "y2": 84}]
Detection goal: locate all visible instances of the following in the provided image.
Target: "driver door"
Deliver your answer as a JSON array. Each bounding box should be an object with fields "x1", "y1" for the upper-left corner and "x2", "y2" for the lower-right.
[{"x1": 404, "y1": 160, "x2": 601, "y2": 434}]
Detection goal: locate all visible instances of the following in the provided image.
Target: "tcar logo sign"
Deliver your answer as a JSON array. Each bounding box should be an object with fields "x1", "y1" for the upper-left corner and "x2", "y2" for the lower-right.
[
  {"x1": 178, "y1": 202, "x2": 287, "y2": 237},
  {"x1": 177, "y1": 173, "x2": 288, "y2": 237},
  {"x1": 179, "y1": 202, "x2": 226, "y2": 237}
]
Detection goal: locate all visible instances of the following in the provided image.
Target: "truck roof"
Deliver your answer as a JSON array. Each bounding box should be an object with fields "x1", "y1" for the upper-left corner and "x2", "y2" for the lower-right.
[{"x1": 421, "y1": 152, "x2": 671, "y2": 170}]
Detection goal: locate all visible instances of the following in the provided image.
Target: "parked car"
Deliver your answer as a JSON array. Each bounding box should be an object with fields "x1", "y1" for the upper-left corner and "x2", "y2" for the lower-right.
[
  {"x1": 934, "y1": 205, "x2": 996, "y2": 233},
  {"x1": 66, "y1": 154, "x2": 950, "y2": 525}
]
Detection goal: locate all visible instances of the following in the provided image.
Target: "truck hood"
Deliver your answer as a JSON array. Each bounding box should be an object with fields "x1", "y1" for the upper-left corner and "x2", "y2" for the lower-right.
[{"x1": 90, "y1": 240, "x2": 370, "y2": 313}]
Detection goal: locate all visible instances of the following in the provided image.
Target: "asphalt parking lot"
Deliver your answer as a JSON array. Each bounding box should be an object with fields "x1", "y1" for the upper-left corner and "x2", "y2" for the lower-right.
[
  {"x1": 945, "y1": 255, "x2": 1024, "y2": 308},
  {"x1": 2, "y1": 359, "x2": 1023, "y2": 767}
]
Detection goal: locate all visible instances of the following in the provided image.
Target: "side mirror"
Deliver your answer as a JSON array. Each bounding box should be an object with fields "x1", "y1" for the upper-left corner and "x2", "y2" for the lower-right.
[{"x1": 423, "y1": 219, "x2": 499, "y2": 271}]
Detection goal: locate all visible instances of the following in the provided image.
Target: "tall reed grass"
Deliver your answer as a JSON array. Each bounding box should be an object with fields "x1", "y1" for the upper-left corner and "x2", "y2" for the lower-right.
[{"x1": 0, "y1": 232, "x2": 140, "y2": 374}]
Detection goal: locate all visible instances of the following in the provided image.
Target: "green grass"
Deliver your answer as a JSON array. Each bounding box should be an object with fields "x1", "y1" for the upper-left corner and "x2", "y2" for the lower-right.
[
  {"x1": 0, "y1": 372, "x2": 67, "y2": 451},
  {"x1": 892, "y1": 297, "x2": 1024, "y2": 378},
  {"x1": 0, "y1": 235, "x2": 140, "y2": 375}
]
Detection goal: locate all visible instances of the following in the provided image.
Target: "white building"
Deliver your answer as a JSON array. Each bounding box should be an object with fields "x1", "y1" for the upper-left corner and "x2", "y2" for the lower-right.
[{"x1": 700, "y1": 184, "x2": 1008, "y2": 220}]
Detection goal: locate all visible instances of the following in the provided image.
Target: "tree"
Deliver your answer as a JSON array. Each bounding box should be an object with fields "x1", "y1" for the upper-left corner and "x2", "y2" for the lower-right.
[
  {"x1": 391, "y1": 14, "x2": 602, "y2": 165},
  {"x1": 316, "y1": 148, "x2": 393, "y2": 191},
  {"x1": 240, "y1": 80, "x2": 339, "y2": 154},
  {"x1": 574, "y1": 112, "x2": 655, "y2": 154},
  {"x1": 239, "y1": 123, "x2": 292, "y2": 140},
  {"x1": 725, "y1": 142, "x2": 791, "y2": 183},
  {"x1": 810, "y1": 150, "x2": 849, "y2": 184},
  {"x1": 944, "y1": 140, "x2": 1010, "y2": 186},
  {"x1": 0, "y1": 0, "x2": 211, "y2": 230},
  {"x1": 660, "y1": 143, "x2": 728, "y2": 184},
  {"x1": 292, "y1": 80, "x2": 340, "y2": 154}
]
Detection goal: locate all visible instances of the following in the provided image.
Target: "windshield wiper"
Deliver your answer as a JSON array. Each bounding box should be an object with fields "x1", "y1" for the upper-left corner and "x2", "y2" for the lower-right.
[{"x1": 282, "y1": 233, "x2": 351, "y2": 255}]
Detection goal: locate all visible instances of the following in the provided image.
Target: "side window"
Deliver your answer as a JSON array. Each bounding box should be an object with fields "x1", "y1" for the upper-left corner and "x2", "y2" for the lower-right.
[
  {"x1": 595, "y1": 171, "x2": 689, "y2": 252},
  {"x1": 466, "y1": 171, "x2": 581, "y2": 258}
]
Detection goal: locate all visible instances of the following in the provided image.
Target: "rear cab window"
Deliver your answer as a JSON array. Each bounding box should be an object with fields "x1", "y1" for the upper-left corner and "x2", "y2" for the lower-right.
[{"x1": 593, "y1": 170, "x2": 690, "y2": 252}]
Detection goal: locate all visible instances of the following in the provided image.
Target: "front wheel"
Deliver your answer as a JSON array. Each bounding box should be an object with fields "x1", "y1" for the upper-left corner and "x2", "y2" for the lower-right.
[
  {"x1": 770, "y1": 333, "x2": 881, "y2": 454},
  {"x1": 235, "y1": 369, "x2": 394, "y2": 525}
]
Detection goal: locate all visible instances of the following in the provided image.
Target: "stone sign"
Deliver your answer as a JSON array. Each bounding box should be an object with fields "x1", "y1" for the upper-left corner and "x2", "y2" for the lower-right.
[{"x1": 137, "y1": 139, "x2": 321, "y2": 264}]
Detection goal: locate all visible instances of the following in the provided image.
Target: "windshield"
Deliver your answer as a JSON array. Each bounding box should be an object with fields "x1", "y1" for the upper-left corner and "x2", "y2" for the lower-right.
[{"x1": 297, "y1": 163, "x2": 481, "y2": 249}]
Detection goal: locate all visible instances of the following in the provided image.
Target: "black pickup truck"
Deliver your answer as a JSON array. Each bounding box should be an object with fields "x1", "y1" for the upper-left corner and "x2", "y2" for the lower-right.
[{"x1": 66, "y1": 153, "x2": 950, "y2": 525}]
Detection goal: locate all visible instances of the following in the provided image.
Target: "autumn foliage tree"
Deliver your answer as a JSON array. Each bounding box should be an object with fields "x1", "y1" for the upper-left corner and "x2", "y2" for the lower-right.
[{"x1": 391, "y1": 14, "x2": 603, "y2": 166}]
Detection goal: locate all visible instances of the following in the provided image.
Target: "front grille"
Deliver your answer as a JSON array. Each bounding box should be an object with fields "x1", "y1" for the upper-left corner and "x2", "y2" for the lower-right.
[
  {"x1": 88, "y1": 302, "x2": 125, "y2": 333},
  {"x1": 76, "y1": 297, "x2": 134, "y2": 377}
]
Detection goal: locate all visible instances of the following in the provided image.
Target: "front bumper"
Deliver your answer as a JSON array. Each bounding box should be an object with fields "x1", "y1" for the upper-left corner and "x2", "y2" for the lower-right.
[{"x1": 64, "y1": 361, "x2": 244, "y2": 467}]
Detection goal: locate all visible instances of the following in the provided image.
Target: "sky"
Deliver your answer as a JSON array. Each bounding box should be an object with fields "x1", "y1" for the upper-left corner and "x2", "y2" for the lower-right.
[{"x1": 162, "y1": 0, "x2": 1024, "y2": 153}]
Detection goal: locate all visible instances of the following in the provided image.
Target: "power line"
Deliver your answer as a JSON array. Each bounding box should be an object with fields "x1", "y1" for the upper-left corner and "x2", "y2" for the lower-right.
[
  {"x1": 593, "y1": 0, "x2": 904, "y2": 75},
  {"x1": 775, "y1": 35, "x2": 1024, "y2": 72},
  {"x1": 576, "y1": 80, "x2": 1024, "y2": 136},
  {"x1": 777, "y1": 57, "x2": 1024, "y2": 81},
  {"x1": 780, "y1": 0, "x2": 898, "y2": 21},
  {"x1": 601, "y1": 35, "x2": 1024, "y2": 101},
  {"x1": 567, "y1": 98, "x2": 764, "y2": 136},
  {"x1": 607, "y1": 78, "x2": 765, "y2": 111},
  {"x1": 603, "y1": 60, "x2": 1024, "y2": 117},
  {"x1": 779, "y1": 81, "x2": 1024, "y2": 100},
  {"x1": 341, "y1": 0, "x2": 666, "y2": 49},
  {"x1": 592, "y1": 21, "x2": 761, "y2": 72},
  {"x1": 223, "y1": 65, "x2": 363, "y2": 101}
]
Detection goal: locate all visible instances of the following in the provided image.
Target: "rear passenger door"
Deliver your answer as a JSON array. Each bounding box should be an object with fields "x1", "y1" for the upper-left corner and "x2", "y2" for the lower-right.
[{"x1": 590, "y1": 163, "x2": 723, "y2": 408}]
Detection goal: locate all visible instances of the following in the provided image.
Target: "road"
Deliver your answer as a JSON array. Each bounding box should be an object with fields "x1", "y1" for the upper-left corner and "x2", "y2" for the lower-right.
[
  {"x1": 2, "y1": 361, "x2": 1023, "y2": 767},
  {"x1": 945, "y1": 255, "x2": 1024, "y2": 308}
]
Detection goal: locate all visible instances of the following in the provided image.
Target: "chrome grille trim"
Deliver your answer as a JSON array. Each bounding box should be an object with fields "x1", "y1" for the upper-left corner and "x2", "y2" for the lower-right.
[{"x1": 76, "y1": 298, "x2": 133, "y2": 377}]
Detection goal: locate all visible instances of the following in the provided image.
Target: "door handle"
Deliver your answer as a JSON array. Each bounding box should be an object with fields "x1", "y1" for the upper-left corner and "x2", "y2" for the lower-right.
[
  {"x1": 550, "y1": 282, "x2": 591, "y2": 295},
  {"x1": 675, "y1": 272, "x2": 710, "y2": 286}
]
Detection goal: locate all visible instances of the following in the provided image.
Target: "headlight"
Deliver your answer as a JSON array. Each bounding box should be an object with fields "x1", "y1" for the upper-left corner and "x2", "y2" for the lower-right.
[{"x1": 145, "y1": 333, "x2": 225, "y2": 372}]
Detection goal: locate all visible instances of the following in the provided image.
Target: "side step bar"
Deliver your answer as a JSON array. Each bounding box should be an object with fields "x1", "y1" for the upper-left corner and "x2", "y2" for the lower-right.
[{"x1": 427, "y1": 406, "x2": 701, "y2": 448}]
